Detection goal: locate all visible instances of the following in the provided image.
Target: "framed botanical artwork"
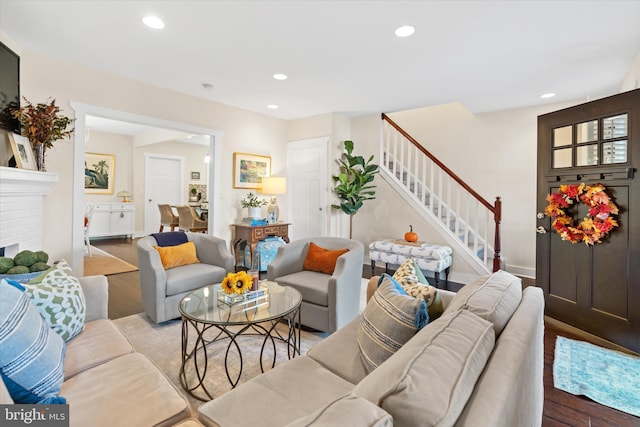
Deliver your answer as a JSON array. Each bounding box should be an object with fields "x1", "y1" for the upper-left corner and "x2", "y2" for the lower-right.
[
  {"x1": 84, "y1": 152, "x2": 115, "y2": 194},
  {"x1": 233, "y1": 152, "x2": 271, "y2": 189},
  {"x1": 8, "y1": 133, "x2": 37, "y2": 170}
]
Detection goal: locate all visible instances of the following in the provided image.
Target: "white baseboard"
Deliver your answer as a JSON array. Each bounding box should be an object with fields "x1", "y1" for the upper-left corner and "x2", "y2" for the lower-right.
[{"x1": 505, "y1": 264, "x2": 535, "y2": 279}]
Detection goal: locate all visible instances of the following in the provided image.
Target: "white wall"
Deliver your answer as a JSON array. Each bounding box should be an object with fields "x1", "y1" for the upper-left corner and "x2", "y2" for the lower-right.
[
  {"x1": 350, "y1": 100, "x2": 583, "y2": 278},
  {"x1": 4, "y1": 31, "x2": 637, "y2": 278},
  {"x1": 0, "y1": 36, "x2": 288, "y2": 270},
  {"x1": 84, "y1": 130, "x2": 133, "y2": 204},
  {"x1": 82, "y1": 129, "x2": 211, "y2": 233},
  {"x1": 621, "y1": 52, "x2": 640, "y2": 92},
  {"x1": 287, "y1": 113, "x2": 354, "y2": 237},
  {"x1": 133, "y1": 140, "x2": 209, "y2": 231}
]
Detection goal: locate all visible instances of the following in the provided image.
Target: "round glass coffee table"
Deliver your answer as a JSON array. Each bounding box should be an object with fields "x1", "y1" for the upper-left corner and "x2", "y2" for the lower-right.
[{"x1": 179, "y1": 281, "x2": 302, "y2": 401}]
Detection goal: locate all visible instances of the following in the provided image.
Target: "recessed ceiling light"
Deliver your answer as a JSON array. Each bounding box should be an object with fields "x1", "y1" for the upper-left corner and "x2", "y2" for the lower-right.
[
  {"x1": 273, "y1": 73, "x2": 288, "y2": 81},
  {"x1": 540, "y1": 93, "x2": 556, "y2": 99},
  {"x1": 395, "y1": 25, "x2": 415, "y2": 38},
  {"x1": 142, "y1": 16, "x2": 165, "y2": 29},
  {"x1": 267, "y1": 104, "x2": 279, "y2": 110}
]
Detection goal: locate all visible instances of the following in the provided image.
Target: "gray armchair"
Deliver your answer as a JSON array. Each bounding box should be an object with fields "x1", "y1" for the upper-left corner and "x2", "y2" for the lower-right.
[
  {"x1": 267, "y1": 237, "x2": 364, "y2": 333},
  {"x1": 137, "y1": 232, "x2": 235, "y2": 323}
]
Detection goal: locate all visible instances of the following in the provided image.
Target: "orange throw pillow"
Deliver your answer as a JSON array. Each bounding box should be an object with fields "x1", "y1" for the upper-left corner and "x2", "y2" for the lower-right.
[
  {"x1": 303, "y1": 242, "x2": 349, "y2": 275},
  {"x1": 154, "y1": 241, "x2": 200, "y2": 269}
]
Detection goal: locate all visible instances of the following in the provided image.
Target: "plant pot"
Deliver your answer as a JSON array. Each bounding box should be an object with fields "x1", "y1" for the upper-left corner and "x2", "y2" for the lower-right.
[{"x1": 248, "y1": 207, "x2": 261, "y2": 219}]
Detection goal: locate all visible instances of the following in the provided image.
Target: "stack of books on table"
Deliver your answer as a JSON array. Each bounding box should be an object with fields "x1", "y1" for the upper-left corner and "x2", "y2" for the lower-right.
[{"x1": 241, "y1": 218, "x2": 268, "y2": 226}]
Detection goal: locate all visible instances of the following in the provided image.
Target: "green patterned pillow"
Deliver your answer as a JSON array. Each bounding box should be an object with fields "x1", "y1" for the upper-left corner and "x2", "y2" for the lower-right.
[
  {"x1": 393, "y1": 257, "x2": 444, "y2": 320},
  {"x1": 25, "y1": 260, "x2": 86, "y2": 341}
]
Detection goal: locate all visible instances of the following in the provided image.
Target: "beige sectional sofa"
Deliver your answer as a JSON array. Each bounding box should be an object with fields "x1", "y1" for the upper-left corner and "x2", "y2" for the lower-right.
[
  {"x1": 197, "y1": 270, "x2": 545, "y2": 426},
  {"x1": 0, "y1": 275, "x2": 193, "y2": 427}
]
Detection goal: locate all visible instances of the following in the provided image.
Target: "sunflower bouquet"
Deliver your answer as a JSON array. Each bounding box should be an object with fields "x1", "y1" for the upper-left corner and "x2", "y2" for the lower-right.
[{"x1": 221, "y1": 271, "x2": 254, "y2": 295}]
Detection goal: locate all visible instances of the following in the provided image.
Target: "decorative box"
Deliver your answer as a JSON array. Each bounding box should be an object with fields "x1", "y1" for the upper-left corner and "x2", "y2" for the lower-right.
[{"x1": 217, "y1": 285, "x2": 269, "y2": 310}]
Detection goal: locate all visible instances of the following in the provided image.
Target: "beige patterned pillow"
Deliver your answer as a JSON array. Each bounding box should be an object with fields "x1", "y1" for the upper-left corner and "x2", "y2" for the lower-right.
[
  {"x1": 393, "y1": 258, "x2": 444, "y2": 320},
  {"x1": 358, "y1": 275, "x2": 428, "y2": 373}
]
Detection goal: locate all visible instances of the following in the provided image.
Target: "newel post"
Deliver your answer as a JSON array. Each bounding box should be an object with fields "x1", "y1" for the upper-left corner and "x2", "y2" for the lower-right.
[{"x1": 492, "y1": 197, "x2": 502, "y2": 272}]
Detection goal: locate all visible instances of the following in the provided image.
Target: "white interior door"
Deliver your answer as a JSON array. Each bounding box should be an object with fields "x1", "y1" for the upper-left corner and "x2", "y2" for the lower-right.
[
  {"x1": 287, "y1": 137, "x2": 329, "y2": 240},
  {"x1": 144, "y1": 154, "x2": 184, "y2": 235}
]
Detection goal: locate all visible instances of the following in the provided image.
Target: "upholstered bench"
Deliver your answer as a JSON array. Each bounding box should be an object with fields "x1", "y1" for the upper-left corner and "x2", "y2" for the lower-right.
[{"x1": 369, "y1": 239, "x2": 452, "y2": 288}]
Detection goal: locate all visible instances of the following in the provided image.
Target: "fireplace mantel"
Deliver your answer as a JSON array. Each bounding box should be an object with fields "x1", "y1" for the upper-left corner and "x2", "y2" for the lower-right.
[{"x1": 0, "y1": 166, "x2": 58, "y2": 257}]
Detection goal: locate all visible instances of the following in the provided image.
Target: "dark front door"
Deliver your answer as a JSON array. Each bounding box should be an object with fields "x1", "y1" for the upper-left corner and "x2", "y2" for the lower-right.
[{"x1": 536, "y1": 88, "x2": 640, "y2": 353}]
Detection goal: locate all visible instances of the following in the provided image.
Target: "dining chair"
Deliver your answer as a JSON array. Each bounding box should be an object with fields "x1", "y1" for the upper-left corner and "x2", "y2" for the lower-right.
[
  {"x1": 158, "y1": 204, "x2": 179, "y2": 232},
  {"x1": 84, "y1": 202, "x2": 95, "y2": 257},
  {"x1": 176, "y1": 205, "x2": 208, "y2": 233}
]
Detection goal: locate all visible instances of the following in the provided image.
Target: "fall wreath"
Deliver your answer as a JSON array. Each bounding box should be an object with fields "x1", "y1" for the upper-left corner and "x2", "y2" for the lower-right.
[{"x1": 544, "y1": 183, "x2": 619, "y2": 245}]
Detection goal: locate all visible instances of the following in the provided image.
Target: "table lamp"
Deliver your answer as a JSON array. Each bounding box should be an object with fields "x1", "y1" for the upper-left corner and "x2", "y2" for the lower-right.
[
  {"x1": 117, "y1": 190, "x2": 132, "y2": 202},
  {"x1": 260, "y1": 176, "x2": 286, "y2": 224}
]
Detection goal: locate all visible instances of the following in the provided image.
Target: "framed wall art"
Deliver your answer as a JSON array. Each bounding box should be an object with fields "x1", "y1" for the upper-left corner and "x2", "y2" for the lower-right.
[
  {"x1": 191, "y1": 171, "x2": 201, "y2": 180},
  {"x1": 233, "y1": 152, "x2": 271, "y2": 189},
  {"x1": 8, "y1": 133, "x2": 37, "y2": 170},
  {"x1": 84, "y1": 152, "x2": 115, "y2": 194}
]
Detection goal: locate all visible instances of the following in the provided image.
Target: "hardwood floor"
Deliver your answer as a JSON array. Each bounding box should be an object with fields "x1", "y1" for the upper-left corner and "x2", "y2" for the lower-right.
[
  {"x1": 91, "y1": 238, "x2": 143, "y2": 320},
  {"x1": 91, "y1": 238, "x2": 640, "y2": 427}
]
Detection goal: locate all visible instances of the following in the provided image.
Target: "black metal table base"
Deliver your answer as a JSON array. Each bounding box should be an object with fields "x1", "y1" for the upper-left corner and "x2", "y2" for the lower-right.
[{"x1": 179, "y1": 307, "x2": 301, "y2": 401}]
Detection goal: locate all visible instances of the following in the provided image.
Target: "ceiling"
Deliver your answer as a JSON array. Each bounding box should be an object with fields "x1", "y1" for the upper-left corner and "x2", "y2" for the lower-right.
[{"x1": 1, "y1": 0, "x2": 640, "y2": 123}]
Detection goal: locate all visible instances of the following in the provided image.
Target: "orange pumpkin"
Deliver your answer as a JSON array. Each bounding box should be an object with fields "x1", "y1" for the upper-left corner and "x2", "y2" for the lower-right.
[{"x1": 404, "y1": 225, "x2": 418, "y2": 242}]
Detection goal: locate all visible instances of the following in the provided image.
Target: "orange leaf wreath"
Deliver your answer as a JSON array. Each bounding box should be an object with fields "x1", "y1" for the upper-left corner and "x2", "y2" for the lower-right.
[{"x1": 544, "y1": 183, "x2": 619, "y2": 246}]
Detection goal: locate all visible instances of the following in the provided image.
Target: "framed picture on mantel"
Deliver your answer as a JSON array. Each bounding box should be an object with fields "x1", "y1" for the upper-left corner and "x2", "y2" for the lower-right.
[
  {"x1": 84, "y1": 152, "x2": 115, "y2": 194},
  {"x1": 233, "y1": 152, "x2": 271, "y2": 189},
  {"x1": 8, "y1": 133, "x2": 37, "y2": 170}
]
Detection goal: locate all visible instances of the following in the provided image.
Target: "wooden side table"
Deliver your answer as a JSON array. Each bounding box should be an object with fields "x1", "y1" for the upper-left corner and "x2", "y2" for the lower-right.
[{"x1": 233, "y1": 223, "x2": 290, "y2": 269}]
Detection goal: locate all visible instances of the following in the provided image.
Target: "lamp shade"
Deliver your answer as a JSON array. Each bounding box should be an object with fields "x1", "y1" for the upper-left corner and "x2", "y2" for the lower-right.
[
  {"x1": 260, "y1": 176, "x2": 286, "y2": 195},
  {"x1": 116, "y1": 190, "x2": 132, "y2": 202}
]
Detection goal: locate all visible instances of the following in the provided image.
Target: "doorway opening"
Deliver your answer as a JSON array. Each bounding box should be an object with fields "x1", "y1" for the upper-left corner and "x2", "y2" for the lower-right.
[{"x1": 70, "y1": 102, "x2": 222, "y2": 275}]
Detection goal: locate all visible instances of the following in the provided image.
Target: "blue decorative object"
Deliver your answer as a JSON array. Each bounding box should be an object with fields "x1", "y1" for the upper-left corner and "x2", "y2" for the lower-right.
[
  {"x1": 244, "y1": 236, "x2": 286, "y2": 271},
  {"x1": 0, "y1": 271, "x2": 41, "y2": 284},
  {"x1": 0, "y1": 280, "x2": 66, "y2": 404},
  {"x1": 554, "y1": 336, "x2": 640, "y2": 416}
]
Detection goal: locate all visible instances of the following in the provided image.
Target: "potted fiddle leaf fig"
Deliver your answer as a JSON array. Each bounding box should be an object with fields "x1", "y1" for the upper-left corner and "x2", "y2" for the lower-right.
[{"x1": 332, "y1": 140, "x2": 379, "y2": 238}]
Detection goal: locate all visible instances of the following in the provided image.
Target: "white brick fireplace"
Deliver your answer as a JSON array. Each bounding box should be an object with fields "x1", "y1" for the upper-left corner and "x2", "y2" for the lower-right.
[{"x1": 0, "y1": 167, "x2": 57, "y2": 257}]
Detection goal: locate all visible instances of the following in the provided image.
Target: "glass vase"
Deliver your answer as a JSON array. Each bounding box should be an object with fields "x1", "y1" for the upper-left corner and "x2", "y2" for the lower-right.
[{"x1": 33, "y1": 143, "x2": 46, "y2": 172}]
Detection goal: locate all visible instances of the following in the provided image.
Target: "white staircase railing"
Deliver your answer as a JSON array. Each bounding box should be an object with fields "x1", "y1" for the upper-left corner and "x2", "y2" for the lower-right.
[{"x1": 381, "y1": 113, "x2": 501, "y2": 273}]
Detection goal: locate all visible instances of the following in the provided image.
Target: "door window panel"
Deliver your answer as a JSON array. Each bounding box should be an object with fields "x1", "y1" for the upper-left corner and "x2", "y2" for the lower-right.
[
  {"x1": 553, "y1": 126, "x2": 572, "y2": 147},
  {"x1": 603, "y1": 114, "x2": 627, "y2": 139},
  {"x1": 602, "y1": 140, "x2": 627, "y2": 164},
  {"x1": 576, "y1": 120, "x2": 598, "y2": 144},
  {"x1": 576, "y1": 144, "x2": 598, "y2": 166},
  {"x1": 553, "y1": 148, "x2": 572, "y2": 168},
  {"x1": 550, "y1": 113, "x2": 629, "y2": 169}
]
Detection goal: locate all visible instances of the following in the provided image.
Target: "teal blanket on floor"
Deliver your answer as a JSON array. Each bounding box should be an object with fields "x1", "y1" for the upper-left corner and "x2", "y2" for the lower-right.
[{"x1": 553, "y1": 336, "x2": 640, "y2": 417}]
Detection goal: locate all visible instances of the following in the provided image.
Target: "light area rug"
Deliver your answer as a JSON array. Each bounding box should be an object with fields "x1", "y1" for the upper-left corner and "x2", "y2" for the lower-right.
[
  {"x1": 113, "y1": 278, "x2": 369, "y2": 414},
  {"x1": 553, "y1": 336, "x2": 640, "y2": 417},
  {"x1": 84, "y1": 247, "x2": 138, "y2": 276}
]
